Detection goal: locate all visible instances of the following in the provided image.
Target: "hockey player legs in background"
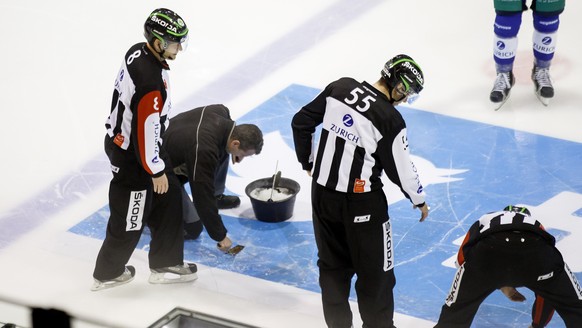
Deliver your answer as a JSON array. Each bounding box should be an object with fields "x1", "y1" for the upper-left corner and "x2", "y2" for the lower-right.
[{"x1": 490, "y1": 0, "x2": 565, "y2": 109}]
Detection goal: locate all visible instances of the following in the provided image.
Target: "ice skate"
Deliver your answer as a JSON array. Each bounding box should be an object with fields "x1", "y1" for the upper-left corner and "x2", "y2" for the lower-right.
[
  {"x1": 489, "y1": 71, "x2": 515, "y2": 111},
  {"x1": 149, "y1": 263, "x2": 198, "y2": 284},
  {"x1": 531, "y1": 66, "x2": 554, "y2": 106},
  {"x1": 91, "y1": 266, "x2": 135, "y2": 291}
]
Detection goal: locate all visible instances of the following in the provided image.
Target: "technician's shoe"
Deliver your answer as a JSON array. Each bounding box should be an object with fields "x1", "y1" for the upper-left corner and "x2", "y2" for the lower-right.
[
  {"x1": 531, "y1": 65, "x2": 554, "y2": 106},
  {"x1": 149, "y1": 263, "x2": 198, "y2": 284},
  {"x1": 490, "y1": 71, "x2": 515, "y2": 110},
  {"x1": 216, "y1": 194, "x2": 241, "y2": 209},
  {"x1": 91, "y1": 266, "x2": 135, "y2": 291}
]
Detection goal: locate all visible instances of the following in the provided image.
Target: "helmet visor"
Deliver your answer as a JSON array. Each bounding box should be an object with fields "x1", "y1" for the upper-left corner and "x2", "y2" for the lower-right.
[
  {"x1": 396, "y1": 83, "x2": 420, "y2": 104},
  {"x1": 167, "y1": 34, "x2": 189, "y2": 52},
  {"x1": 181, "y1": 35, "x2": 189, "y2": 51},
  {"x1": 177, "y1": 32, "x2": 189, "y2": 51},
  {"x1": 405, "y1": 92, "x2": 419, "y2": 104}
]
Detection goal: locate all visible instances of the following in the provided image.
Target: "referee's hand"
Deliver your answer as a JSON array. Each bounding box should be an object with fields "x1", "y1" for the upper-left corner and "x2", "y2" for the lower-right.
[
  {"x1": 414, "y1": 203, "x2": 430, "y2": 222},
  {"x1": 152, "y1": 174, "x2": 169, "y2": 194},
  {"x1": 500, "y1": 286, "x2": 526, "y2": 302}
]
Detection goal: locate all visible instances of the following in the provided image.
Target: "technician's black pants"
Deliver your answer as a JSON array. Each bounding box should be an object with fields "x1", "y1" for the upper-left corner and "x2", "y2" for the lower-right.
[
  {"x1": 435, "y1": 231, "x2": 582, "y2": 327},
  {"x1": 93, "y1": 136, "x2": 184, "y2": 280},
  {"x1": 312, "y1": 183, "x2": 396, "y2": 328}
]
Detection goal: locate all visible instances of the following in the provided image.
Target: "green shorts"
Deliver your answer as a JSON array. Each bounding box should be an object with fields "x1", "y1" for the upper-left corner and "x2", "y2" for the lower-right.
[{"x1": 494, "y1": 0, "x2": 565, "y2": 13}]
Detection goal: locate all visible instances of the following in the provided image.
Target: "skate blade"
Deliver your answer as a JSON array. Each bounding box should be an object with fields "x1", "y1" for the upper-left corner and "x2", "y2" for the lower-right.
[
  {"x1": 226, "y1": 245, "x2": 245, "y2": 256},
  {"x1": 492, "y1": 91, "x2": 511, "y2": 111},
  {"x1": 91, "y1": 276, "x2": 134, "y2": 291},
  {"x1": 535, "y1": 94, "x2": 551, "y2": 106},
  {"x1": 148, "y1": 272, "x2": 198, "y2": 284},
  {"x1": 493, "y1": 100, "x2": 507, "y2": 111}
]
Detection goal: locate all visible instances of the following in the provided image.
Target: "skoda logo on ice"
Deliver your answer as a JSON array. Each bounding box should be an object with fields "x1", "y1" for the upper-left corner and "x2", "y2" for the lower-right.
[{"x1": 343, "y1": 114, "x2": 353, "y2": 127}]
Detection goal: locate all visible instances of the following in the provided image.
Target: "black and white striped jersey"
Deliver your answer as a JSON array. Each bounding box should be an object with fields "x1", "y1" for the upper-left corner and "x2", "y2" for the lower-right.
[
  {"x1": 473, "y1": 210, "x2": 554, "y2": 245},
  {"x1": 105, "y1": 42, "x2": 171, "y2": 177},
  {"x1": 457, "y1": 209, "x2": 556, "y2": 266},
  {"x1": 292, "y1": 77, "x2": 425, "y2": 206}
]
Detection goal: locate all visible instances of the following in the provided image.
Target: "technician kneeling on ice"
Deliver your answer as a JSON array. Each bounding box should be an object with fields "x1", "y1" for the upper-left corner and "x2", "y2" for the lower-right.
[{"x1": 163, "y1": 104, "x2": 264, "y2": 253}]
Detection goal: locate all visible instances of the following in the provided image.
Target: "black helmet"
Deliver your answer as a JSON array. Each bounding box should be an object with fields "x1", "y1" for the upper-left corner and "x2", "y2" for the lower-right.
[
  {"x1": 381, "y1": 54, "x2": 424, "y2": 96},
  {"x1": 503, "y1": 205, "x2": 531, "y2": 216},
  {"x1": 144, "y1": 8, "x2": 189, "y2": 49}
]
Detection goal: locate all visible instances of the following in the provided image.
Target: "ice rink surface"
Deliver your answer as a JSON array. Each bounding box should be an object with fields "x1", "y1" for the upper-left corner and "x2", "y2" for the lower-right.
[{"x1": 1, "y1": 0, "x2": 581, "y2": 327}]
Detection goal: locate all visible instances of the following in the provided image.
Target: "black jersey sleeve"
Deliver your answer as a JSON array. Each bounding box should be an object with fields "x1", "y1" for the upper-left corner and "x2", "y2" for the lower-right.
[{"x1": 291, "y1": 84, "x2": 330, "y2": 170}]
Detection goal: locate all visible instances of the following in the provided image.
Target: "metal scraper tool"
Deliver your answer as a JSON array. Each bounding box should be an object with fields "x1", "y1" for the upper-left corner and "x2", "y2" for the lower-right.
[{"x1": 226, "y1": 245, "x2": 245, "y2": 256}]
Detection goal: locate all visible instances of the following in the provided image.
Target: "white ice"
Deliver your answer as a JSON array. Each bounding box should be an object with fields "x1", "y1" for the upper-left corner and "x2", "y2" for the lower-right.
[{"x1": 1, "y1": 0, "x2": 581, "y2": 327}]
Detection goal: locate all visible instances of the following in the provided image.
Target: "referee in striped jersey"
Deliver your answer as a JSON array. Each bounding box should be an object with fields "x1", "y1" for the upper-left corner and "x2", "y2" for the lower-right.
[
  {"x1": 435, "y1": 205, "x2": 582, "y2": 327},
  {"x1": 292, "y1": 54, "x2": 430, "y2": 328}
]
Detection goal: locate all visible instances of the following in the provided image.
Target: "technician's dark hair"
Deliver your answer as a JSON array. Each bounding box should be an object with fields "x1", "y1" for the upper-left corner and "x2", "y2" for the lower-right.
[{"x1": 231, "y1": 124, "x2": 264, "y2": 154}]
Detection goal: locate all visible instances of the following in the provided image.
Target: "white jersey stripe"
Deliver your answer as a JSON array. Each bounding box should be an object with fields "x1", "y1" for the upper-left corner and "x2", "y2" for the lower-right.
[
  {"x1": 316, "y1": 131, "x2": 336, "y2": 187},
  {"x1": 336, "y1": 142, "x2": 356, "y2": 191}
]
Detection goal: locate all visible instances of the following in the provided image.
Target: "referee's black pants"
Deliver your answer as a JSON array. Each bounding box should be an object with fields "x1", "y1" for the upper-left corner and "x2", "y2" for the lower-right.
[
  {"x1": 312, "y1": 183, "x2": 396, "y2": 328},
  {"x1": 435, "y1": 231, "x2": 582, "y2": 327},
  {"x1": 93, "y1": 136, "x2": 184, "y2": 280}
]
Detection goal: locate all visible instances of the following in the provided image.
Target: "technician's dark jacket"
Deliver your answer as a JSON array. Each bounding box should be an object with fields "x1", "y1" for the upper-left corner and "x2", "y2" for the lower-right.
[{"x1": 163, "y1": 104, "x2": 234, "y2": 241}]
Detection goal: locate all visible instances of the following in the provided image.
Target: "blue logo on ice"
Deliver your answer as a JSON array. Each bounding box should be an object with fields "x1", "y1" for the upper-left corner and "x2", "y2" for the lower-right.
[
  {"x1": 70, "y1": 83, "x2": 582, "y2": 328},
  {"x1": 343, "y1": 114, "x2": 353, "y2": 127}
]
